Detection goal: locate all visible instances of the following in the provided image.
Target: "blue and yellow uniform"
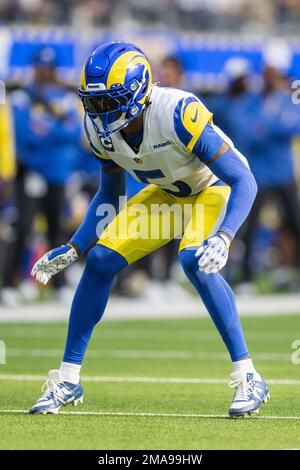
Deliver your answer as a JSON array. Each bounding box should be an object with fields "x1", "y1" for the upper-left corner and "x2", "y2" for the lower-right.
[
  {"x1": 30, "y1": 43, "x2": 270, "y2": 419},
  {"x1": 74, "y1": 85, "x2": 252, "y2": 264},
  {"x1": 0, "y1": 102, "x2": 15, "y2": 183}
]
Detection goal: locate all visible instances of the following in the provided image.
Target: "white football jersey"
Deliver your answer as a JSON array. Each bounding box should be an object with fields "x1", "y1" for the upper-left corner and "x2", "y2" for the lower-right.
[{"x1": 84, "y1": 85, "x2": 240, "y2": 196}]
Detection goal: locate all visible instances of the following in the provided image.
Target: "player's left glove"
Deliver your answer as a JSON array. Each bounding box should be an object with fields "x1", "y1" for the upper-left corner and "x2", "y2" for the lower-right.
[
  {"x1": 31, "y1": 244, "x2": 79, "y2": 285},
  {"x1": 195, "y1": 232, "x2": 231, "y2": 275}
]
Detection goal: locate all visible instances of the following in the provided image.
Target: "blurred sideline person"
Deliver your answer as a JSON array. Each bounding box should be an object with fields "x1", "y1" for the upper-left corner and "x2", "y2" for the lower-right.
[
  {"x1": 206, "y1": 57, "x2": 254, "y2": 279},
  {"x1": 1, "y1": 47, "x2": 81, "y2": 306},
  {"x1": 159, "y1": 56, "x2": 185, "y2": 90},
  {"x1": 208, "y1": 57, "x2": 254, "y2": 158},
  {"x1": 0, "y1": 102, "x2": 15, "y2": 283},
  {"x1": 0, "y1": 101, "x2": 15, "y2": 207},
  {"x1": 210, "y1": 57, "x2": 300, "y2": 288},
  {"x1": 30, "y1": 42, "x2": 270, "y2": 418},
  {"x1": 241, "y1": 64, "x2": 300, "y2": 286}
]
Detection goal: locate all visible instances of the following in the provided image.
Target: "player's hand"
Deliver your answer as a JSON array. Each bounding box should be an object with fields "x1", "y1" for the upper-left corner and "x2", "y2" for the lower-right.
[
  {"x1": 31, "y1": 244, "x2": 79, "y2": 285},
  {"x1": 195, "y1": 233, "x2": 231, "y2": 275}
]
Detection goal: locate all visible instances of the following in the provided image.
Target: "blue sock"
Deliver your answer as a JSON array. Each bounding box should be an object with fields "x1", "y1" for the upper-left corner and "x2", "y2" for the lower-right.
[
  {"x1": 63, "y1": 245, "x2": 127, "y2": 364},
  {"x1": 179, "y1": 248, "x2": 249, "y2": 362}
]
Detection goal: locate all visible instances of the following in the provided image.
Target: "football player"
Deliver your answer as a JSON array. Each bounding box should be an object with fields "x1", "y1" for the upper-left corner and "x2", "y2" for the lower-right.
[{"x1": 30, "y1": 42, "x2": 270, "y2": 417}]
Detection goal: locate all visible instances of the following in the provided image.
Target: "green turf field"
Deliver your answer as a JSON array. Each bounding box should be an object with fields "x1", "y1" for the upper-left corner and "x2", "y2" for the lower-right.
[{"x1": 0, "y1": 314, "x2": 300, "y2": 449}]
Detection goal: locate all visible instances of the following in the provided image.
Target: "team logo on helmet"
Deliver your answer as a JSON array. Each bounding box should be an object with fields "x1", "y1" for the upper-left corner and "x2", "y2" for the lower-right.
[{"x1": 79, "y1": 41, "x2": 152, "y2": 137}]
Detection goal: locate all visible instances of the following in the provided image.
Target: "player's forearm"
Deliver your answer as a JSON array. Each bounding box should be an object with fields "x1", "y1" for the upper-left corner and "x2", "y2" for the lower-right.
[
  {"x1": 69, "y1": 169, "x2": 126, "y2": 255},
  {"x1": 219, "y1": 174, "x2": 257, "y2": 239},
  {"x1": 209, "y1": 149, "x2": 258, "y2": 239}
]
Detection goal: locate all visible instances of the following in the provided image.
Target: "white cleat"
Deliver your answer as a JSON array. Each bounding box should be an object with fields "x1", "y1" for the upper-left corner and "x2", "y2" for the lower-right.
[
  {"x1": 29, "y1": 370, "x2": 84, "y2": 415},
  {"x1": 229, "y1": 370, "x2": 270, "y2": 418}
]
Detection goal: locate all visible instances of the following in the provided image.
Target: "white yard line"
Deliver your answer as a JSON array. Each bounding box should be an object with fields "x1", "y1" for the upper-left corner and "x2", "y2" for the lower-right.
[
  {"x1": 0, "y1": 374, "x2": 299, "y2": 385},
  {"x1": 6, "y1": 348, "x2": 292, "y2": 361},
  {"x1": 1, "y1": 409, "x2": 300, "y2": 420}
]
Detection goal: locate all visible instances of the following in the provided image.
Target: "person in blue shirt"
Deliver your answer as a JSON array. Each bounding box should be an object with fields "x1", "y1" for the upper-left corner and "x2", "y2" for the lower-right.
[
  {"x1": 242, "y1": 65, "x2": 300, "y2": 282},
  {"x1": 209, "y1": 59, "x2": 300, "y2": 284},
  {"x1": 2, "y1": 47, "x2": 81, "y2": 304},
  {"x1": 207, "y1": 57, "x2": 255, "y2": 159}
]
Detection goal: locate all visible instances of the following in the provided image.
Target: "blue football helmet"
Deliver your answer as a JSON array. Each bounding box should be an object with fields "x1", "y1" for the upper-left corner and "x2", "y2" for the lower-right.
[{"x1": 79, "y1": 41, "x2": 152, "y2": 137}]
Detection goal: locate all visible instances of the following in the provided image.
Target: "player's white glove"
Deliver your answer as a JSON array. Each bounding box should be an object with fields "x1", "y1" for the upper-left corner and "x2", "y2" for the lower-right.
[
  {"x1": 195, "y1": 233, "x2": 231, "y2": 275},
  {"x1": 31, "y1": 244, "x2": 79, "y2": 285}
]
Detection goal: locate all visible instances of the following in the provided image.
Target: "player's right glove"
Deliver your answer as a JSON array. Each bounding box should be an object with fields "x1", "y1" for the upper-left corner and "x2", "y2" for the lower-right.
[
  {"x1": 31, "y1": 244, "x2": 79, "y2": 285},
  {"x1": 195, "y1": 232, "x2": 231, "y2": 275}
]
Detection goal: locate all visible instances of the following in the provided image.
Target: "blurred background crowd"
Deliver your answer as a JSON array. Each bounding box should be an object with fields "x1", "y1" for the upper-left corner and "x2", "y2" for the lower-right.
[
  {"x1": 0, "y1": 0, "x2": 300, "y2": 33},
  {"x1": 0, "y1": 0, "x2": 300, "y2": 307}
]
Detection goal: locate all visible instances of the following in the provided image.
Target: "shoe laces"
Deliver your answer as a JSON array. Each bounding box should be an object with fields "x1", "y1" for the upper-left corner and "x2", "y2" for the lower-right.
[
  {"x1": 41, "y1": 378, "x2": 65, "y2": 403},
  {"x1": 229, "y1": 377, "x2": 255, "y2": 401}
]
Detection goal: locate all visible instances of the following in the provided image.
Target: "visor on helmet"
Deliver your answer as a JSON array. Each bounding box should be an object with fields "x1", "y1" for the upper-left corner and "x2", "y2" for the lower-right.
[
  {"x1": 81, "y1": 93, "x2": 130, "y2": 115},
  {"x1": 78, "y1": 79, "x2": 147, "y2": 137}
]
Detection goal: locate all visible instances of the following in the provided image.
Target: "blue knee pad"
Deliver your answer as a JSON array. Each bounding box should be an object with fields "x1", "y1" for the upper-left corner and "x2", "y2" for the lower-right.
[
  {"x1": 179, "y1": 248, "x2": 199, "y2": 279},
  {"x1": 179, "y1": 247, "x2": 222, "y2": 286},
  {"x1": 86, "y1": 244, "x2": 127, "y2": 279}
]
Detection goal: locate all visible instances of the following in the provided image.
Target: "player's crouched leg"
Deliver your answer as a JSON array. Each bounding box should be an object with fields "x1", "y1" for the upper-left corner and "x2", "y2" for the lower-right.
[
  {"x1": 179, "y1": 246, "x2": 249, "y2": 361},
  {"x1": 179, "y1": 247, "x2": 270, "y2": 417},
  {"x1": 63, "y1": 243, "x2": 128, "y2": 352},
  {"x1": 30, "y1": 245, "x2": 127, "y2": 415},
  {"x1": 62, "y1": 244, "x2": 128, "y2": 354}
]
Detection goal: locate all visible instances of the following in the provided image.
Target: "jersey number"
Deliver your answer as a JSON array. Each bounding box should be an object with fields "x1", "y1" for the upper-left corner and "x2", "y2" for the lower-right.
[{"x1": 133, "y1": 169, "x2": 192, "y2": 197}]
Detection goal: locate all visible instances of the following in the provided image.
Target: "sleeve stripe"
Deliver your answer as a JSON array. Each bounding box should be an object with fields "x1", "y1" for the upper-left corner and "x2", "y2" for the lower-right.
[
  {"x1": 174, "y1": 98, "x2": 193, "y2": 147},
  {"x1": 186, "y1": 125, "x2": 205, "y2": 153},
  {"x1": 174, "y1": 96, "x2": 213, "y2": 153}
]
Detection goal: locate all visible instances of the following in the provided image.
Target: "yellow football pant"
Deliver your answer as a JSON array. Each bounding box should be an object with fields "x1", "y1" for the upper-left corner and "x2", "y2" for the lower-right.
[{"x1": 98, "y1": 183, "x2": 230, "y2": 264}]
